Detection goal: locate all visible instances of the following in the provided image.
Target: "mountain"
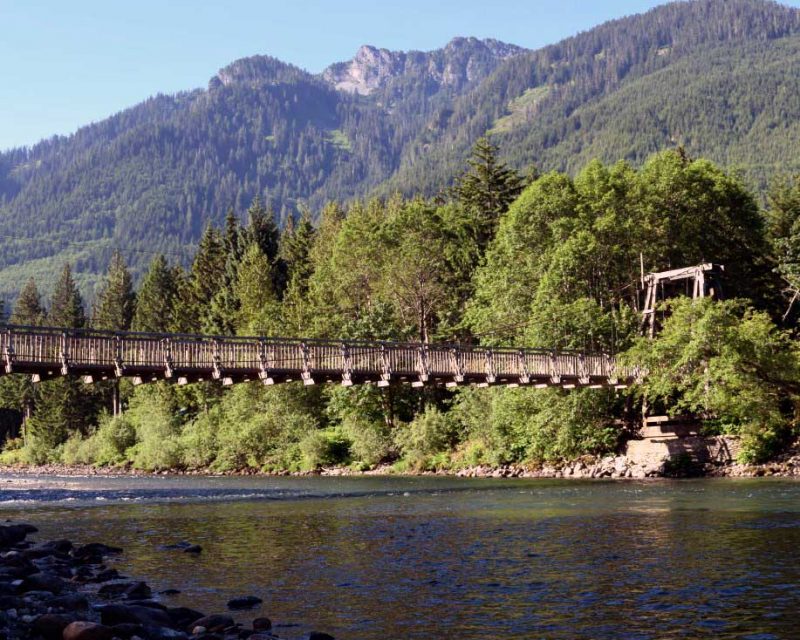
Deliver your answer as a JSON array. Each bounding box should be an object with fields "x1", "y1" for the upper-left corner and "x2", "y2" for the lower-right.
[{"x1": 1, "y1": 0, "x2": 800, "y2": 301}]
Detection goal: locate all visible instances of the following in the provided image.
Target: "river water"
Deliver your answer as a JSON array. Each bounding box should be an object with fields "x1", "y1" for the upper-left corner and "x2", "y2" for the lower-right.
[{"x1": 0, "y1": 474, "x2": 798, "y2": 639}]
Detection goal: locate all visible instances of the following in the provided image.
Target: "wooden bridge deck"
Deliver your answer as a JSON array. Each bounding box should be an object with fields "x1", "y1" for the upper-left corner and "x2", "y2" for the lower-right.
[{"x1": 0, "y1": 325, "x2": 636, "y2": 389}]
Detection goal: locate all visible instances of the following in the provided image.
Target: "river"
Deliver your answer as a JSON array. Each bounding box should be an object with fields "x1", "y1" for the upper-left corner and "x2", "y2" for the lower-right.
[{"x1": 0, "y1": 474, "x2": 798, "y2": 639}]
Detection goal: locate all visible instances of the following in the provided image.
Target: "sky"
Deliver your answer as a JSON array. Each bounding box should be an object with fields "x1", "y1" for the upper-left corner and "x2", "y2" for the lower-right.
[{"x1": 2, "y1": 0, "x2": 799, "y2": 152}]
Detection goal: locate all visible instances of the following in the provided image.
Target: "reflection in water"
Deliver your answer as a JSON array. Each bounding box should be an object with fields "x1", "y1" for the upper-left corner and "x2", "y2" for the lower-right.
[{"x1": 2, "y1": 476, "x2": 799, "y2": 639}]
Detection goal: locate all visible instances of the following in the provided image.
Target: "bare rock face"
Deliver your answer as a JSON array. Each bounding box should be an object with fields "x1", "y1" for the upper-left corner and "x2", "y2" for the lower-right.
[{"x1": 322, "y1": 37, "x2": 526, "y2": 95}]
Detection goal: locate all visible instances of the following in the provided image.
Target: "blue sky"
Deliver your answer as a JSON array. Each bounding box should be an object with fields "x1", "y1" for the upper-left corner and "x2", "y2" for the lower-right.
[{"x1": 2, "y1": 0, "x2": 799, "y2": 151}]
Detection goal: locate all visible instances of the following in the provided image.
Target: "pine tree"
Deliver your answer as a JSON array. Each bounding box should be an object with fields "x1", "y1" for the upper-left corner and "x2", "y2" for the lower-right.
[
  {"x1": 29, "y1": 265, "x2": 88, "y2": 460},
  {"x1": 245, "y1": 196, "x2": 280, "y2": 261},
  {"x1": 132, "y1": 255, "x2": 177, "y2": 333},
  {"x1": 186, "y1": 224, "x2": 226, "y2": 332},
  {"x1": 207, "y1": 210, "x2": 244, "y2": 335},
  {"x1": 11, "y1": 278, "x2": 45, "y2": 325},
  {"x1": 0, "y1": 277, "x2": 45, "y2": 428},
  {"x1": 92, "y1": 251, "x2": 135, "y2": 331},
  {"x1": 234, "y1": 243, "x2": 281, "y2": 335},
  {"x1": 455, "y1": 136, "x2": 523, "y2": 248},
  {"x1": 279, "y1": 209, "x2": 316, "y2": 290},
  {"x1": 48, "y1": 264, "x2": 85, "y2": 328}
]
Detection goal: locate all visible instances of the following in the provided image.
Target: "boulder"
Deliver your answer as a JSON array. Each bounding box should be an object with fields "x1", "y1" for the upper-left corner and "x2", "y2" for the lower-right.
[
  {"x1": 252, "y1": 618, "x2": 271, "y2": 632},
  {"x1": 98, "y1": 581, "x2": 152, "y2": 600},
  {"x1": 47, "y1": 594, "x2": 90, "y2": 611},
  {"x1": 71, "y1": 544, "x2": 122, "y2": 563},
  {"x1": 165, "y1": 607, "x2": 204, "y2": 629},
  {"x1": 227, "y1": 596, "x2": 262, "y2": 610},
  {"x1": 188, "y1": 615, "x2": 234, "y2": 633},
  {"x1": 32, "y1": 613, "x2": 79, "y2": 640},
  {"x1": 19, "y1": 572, "x2": 66, "y2": 594},
  {"x1": 0, "y1": 524, "x2": 36, "y2": 548},
  {"x1": 62, "y1": 621, "x2": 115, "y2": 640},
  {"x1": 98, "y1": 604, "x2": 175, "y2": 629},
  {"x1": 108, "y1": 623, "x2": 145, "y2": 639}
]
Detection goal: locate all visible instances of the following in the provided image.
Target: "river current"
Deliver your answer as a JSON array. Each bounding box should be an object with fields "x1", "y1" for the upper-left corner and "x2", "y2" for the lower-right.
[{"x1": 0, "y1": 474, "x2": 798, "y2": 639}]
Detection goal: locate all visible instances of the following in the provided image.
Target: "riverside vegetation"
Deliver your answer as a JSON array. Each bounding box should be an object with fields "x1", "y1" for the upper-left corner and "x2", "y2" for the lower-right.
[{"x1": 2, "y1": 142, "x2": 800, "y2": 475}]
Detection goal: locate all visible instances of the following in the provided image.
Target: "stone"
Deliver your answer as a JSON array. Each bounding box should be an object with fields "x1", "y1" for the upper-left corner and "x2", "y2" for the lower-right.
[
  {"x1": 188, "y1": 615, "x2": 234, "y2": 633},
  {"x1": 0, "y1": 525, "x2": 36, "y2": 549},
  {"x1": 19, "y1": 572, "x2": 66, "y2": 594},
  {"x1": 98, "y1": 581, "x2": 152, "y2": 600},
  {"x1": 182, "y1": 545, "x2": 202, "y2": 554},
  {"x1": 62, "y1": 621, "x2": 115, "y2": 640},
  {"x1": 252, "y1": 618, "x2": 271, "y2": 632},
  {"x1": 90, "y1": 568, "x2": 121, "y2": 583},
  {"x1": 98, "y1": 604, "x2": 175, "y2": 629},
  {"x1": 71, "y1": 544, "x2": 122, "y2": 563},
  {"x1": 32, "y1": 613, "x2": 79, "y2": 640},
  {"x1": 165, "y1": 607, "x2": 204, "y2": 628},
  {"x1": 227, "y1": 596, "x2": 262, "y2": 610},
  {"x1": 108, "y1": 623, "x2": 146, "y2": 640},
  {"x1": 48, "y1": 594, "x2": 90, "y2": 611}
]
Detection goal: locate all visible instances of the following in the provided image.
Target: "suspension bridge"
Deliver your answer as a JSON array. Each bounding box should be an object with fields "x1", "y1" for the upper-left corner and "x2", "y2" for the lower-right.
[{"x1": 0, "y1": 325, "x2": 636, "y2": 393}]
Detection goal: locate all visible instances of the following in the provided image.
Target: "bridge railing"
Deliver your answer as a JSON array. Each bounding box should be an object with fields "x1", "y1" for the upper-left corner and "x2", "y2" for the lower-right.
[{"x1": 0, "y1": 324, "x2": 633, "y2": 387}]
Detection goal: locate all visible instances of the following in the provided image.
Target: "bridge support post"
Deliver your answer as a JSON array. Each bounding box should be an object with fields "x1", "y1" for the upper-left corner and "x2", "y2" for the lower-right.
[{"x1": 111, "y1": 380, "x2": 121, "y2": 417}]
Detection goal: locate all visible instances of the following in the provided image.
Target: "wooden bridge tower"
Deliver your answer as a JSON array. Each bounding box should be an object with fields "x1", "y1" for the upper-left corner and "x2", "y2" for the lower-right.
[{"x1": 640, "y1": 263, "x2": 724, "y2": 337}]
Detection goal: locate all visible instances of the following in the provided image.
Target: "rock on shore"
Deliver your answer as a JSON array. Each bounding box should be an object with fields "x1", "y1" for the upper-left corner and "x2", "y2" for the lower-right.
[{"x1": 0, "y1": 524, "x2": 334, "y2": 640}]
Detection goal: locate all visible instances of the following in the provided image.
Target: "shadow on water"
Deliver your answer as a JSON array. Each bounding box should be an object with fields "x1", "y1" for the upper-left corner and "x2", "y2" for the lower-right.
[{"x1": 1, "y1": 475, "x2": 800, "y2": 639}]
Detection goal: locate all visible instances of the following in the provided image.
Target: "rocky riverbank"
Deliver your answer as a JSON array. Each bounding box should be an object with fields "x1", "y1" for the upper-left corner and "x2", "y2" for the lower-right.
[
  {"x1": 0, "y1": 524, "x2": 334, "y2": 640},
  {"x1": 3, "y1": 440, "x2": 800, "y2": 481}
]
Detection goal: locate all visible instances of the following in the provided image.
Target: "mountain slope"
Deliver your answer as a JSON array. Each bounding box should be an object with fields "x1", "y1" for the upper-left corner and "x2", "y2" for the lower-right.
[
  {"x1": 386, "y1": 0, "x2": 800, "y2": 195},
  {"x1": 2, "y1": 0, "x2": 800, "y2": 301}
]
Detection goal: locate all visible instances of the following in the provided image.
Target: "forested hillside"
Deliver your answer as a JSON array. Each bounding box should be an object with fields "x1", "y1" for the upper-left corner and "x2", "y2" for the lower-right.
[
  {"x1": 1, "y1": 0, "x2": 800, "y2": 302},
  {"x1": 2, "y1": 145, "x2": 799, "y2": 472}
]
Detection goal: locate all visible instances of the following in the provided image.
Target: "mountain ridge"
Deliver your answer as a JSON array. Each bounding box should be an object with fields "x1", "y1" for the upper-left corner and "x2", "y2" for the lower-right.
[{"x1": 2, "y1": 0, "x2": 800, "y2": 301}]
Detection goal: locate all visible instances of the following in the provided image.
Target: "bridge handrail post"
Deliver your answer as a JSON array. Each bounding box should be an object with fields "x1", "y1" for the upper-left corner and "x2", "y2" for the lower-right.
[
  {"x1": 163, "y1": 337, "x2": 174, "y2": 379},
  {"x1": 114, "y1": 335, "x2": 124, "y2": 377},
  {"x1": 341, "y1": 342, "x2": 353, "y2": 386},
  {"x1": 3, "y1": 327, "x2": 14, "y2": 374},
  {"x1": 450, "y1": 347, "x2": 464, "y2": 383},
  {"x1": 209, "y1": 338, "x2": 222, "y2": 380},
  {"x1": 549, "y1": 350, "x2": 560, "y2": 385},
  {"x1": 605, "y1": 354, "x2": 618, "y2": 386},
  {"x1": 484, "y1": 348, "x2": 496, "y2": 384},
  {"x1": 60, "y1": 331, "x2": 69, "y2": 375},
  {"x1": 578, "y1": 352, "x2": 590, "y2": 385},
  {"x1": 518, "y1": 350, "x2": 530, "y2": 384},
  {"x1": 300, "y1": 342, "x2": 314, "y2": 385},
  {"x1": 416, "y1": 345, "x2": 429, "y2": 383},
  {"x1": 379, "y1": 343, "x2": 392, "y2": 385}
]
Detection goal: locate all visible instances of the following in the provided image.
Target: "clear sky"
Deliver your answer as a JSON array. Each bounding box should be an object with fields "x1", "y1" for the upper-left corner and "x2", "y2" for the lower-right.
[{"x1": 2, "y1": 0, "x2": 799, "y2": 152}]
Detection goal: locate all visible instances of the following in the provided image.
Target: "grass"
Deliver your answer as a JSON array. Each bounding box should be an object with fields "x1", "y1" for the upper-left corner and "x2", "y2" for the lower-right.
[{"x1": 490, "y1": 86, "x2": 551, "y2": 134}]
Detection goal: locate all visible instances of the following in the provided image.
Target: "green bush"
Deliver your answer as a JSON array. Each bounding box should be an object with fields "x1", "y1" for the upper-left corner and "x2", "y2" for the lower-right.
[{"x1": 299, "y1": 428, "x2": 351, "y2": 469}]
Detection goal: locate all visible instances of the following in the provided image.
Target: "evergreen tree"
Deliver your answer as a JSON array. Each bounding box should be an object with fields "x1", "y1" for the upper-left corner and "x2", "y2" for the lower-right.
[
  {"x1": 0, "y1": 278, "x2": 45, "y2": 428},
  {"x1": 28, "y1": 265, "x2": 88, "y2": 461},
  {"x1": 132, "y1": 255, "x2": 178, "y2": 333},
  {"x1": 10, "y1": 278, "x2": 45, "y2": 325},
  {"x1": 455, "y1": 136, "x2": 523, "y2": 248},
  {"x1": 235, "y1": 243, "x2": 281, "y2": 335},
  {"x1": 208, "y1": 210, "x2": 244, "y2": 335},
  {"x1": 186, "y1": 224, "x2": 226, "y2": 332},
  {"x1": 48, "y1": 264, "x2": 85, "y2": 328},
  {"x1": 92, "y1": 251, "x2": 136, "y2": 331},
  {"x1": 279, "y1": 209, "x2": 316, "y2": 293},
  {"x1": 245, "y1": 196, "x2": 280, "y2": 262}
]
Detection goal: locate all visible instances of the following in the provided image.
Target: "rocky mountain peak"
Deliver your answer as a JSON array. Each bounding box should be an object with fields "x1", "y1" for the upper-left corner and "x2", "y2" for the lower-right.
[{"x1": 321, "y1": 38, "x2": 526, "y2": 96}]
